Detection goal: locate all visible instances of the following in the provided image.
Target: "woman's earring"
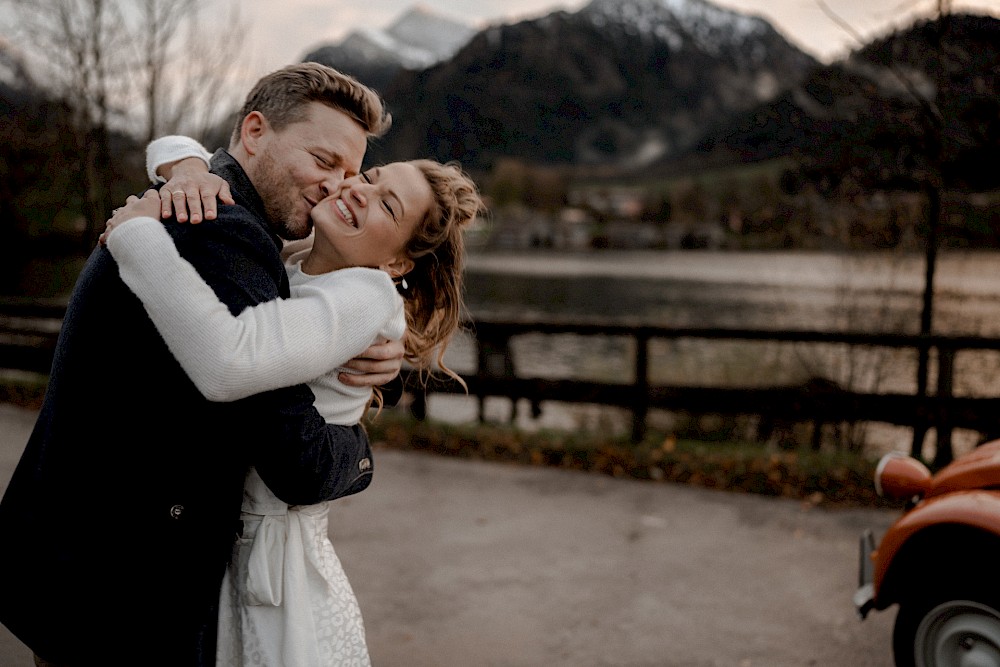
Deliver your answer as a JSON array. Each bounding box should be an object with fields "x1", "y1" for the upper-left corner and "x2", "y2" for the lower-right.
[{"x1": 393, "y1": 274, "x2": 410, "y2": 297}]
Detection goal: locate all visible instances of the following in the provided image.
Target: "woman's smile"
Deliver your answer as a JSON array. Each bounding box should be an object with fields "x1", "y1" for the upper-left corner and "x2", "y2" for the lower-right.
[{"x1": 334, "y1": 198, "x2": 357, "y2": 228}]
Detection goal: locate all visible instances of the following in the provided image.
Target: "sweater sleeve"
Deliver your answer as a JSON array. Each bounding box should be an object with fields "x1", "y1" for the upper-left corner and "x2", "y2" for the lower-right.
[
  {"x1": 106, "y1": 216, "x2": 404, "y2": 402},
  {"x1": 146, "y1": 135, "x2": 213, "y2": 183}
]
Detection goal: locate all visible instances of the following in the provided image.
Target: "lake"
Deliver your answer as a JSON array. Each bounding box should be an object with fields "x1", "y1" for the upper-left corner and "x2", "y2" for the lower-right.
[
  {"x1": 463, "y1": 249, "x2": 1000, "y2": 334},
  {"x1": 11, "y1": 248, "x2": 1000, "y2": 453},
  {"x1": 432, "y1": 248, "x2": 1000, "y2": 455}
]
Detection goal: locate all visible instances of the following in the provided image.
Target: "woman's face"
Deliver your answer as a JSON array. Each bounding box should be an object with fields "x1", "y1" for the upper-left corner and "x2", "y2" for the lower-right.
[{"x1": 307, "y1": 161, "x2": 433, "y2": 275}]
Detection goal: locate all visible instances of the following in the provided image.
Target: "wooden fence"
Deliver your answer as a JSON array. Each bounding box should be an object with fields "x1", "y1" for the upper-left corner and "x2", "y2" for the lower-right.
[
  {"x1": 5, "y1": 299, "x2": 1000, "y2": 465},
  {"x1": 403, "y1": 319, "x2": 1000, "y2": 465},
  {"x1": 0, "y1": 298, "x2": 65, "y2": 377}
]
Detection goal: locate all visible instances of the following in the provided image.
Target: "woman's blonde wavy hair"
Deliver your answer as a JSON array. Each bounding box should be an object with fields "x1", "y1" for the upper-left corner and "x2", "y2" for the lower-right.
[
  {"x1": 397, "y1": 159, "x2": 484, "y2": 389},
  {"x1": 367, "y1": 159, "x2": 484, "y2": 414}
]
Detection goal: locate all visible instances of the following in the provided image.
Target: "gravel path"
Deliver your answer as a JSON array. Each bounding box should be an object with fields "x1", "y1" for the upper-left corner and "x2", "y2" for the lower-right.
[{"x1": 0, "y1": 404, "x2": 898, "y2": 666}]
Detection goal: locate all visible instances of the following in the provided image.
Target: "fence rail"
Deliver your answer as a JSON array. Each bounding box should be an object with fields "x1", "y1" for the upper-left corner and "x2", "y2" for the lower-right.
[
  {"x1": 0, "y1": 298, "x2": 64, "y2": 376},
  {"x1": 404, "y1": 319, "x2": 1000, "y2": 465},
  {"x1": 4, "y1": 300, "x2": 1000, "y2": 465}
]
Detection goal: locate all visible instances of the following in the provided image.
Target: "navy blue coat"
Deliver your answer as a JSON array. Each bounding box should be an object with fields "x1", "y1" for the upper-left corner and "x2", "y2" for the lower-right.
[{"x1": 0, "y1": 151, "x2": 373, "y2": 665}]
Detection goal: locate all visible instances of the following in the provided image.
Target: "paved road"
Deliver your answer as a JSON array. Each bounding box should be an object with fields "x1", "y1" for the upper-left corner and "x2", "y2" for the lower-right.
[{"x1": 0, "y1": 403, "x2": 899, "y2": 666}]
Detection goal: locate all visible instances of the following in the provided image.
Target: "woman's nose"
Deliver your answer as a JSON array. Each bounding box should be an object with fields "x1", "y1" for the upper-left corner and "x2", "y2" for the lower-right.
[{"x1": 345, "y1": 184, "x2": 368, "y2": 207}]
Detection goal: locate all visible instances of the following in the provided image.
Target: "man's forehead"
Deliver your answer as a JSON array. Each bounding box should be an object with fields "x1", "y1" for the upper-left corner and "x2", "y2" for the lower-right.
[{"x1": 303, "y1": 105, "x2": 366, "y2": 159}]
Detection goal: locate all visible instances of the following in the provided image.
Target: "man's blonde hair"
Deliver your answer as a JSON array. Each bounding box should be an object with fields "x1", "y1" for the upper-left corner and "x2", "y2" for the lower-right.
[{"x1": 230, "y1": 62, "x2": 391, "y2": 146}]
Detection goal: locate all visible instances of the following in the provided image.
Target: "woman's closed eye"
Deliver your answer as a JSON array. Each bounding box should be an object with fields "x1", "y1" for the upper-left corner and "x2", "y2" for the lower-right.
[{"x1": 362, "y1": 171, "x2": 397, "y2": 220}]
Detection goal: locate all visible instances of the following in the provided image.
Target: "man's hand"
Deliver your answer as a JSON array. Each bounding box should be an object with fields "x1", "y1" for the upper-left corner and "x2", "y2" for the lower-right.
[
  {"x1": 339, "y1": 339, "x2": 405, "y2": 387},
  {"x1": 158, "y1": 157, "x2": 235, "y2": 223}
]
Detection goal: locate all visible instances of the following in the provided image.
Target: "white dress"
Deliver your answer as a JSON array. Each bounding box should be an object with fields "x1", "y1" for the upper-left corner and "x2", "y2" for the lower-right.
[
  {"x1": 107, "y1": 208, "x2": 405, "y2": 666},
  {"x1": 215, "y1": 469, "x2": 371, "y2": 666}
]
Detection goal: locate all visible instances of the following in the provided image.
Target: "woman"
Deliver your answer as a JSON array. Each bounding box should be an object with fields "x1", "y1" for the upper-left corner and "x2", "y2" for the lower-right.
[{"x1": 102, "y1": 137, "x2": 483, "y2": 666}]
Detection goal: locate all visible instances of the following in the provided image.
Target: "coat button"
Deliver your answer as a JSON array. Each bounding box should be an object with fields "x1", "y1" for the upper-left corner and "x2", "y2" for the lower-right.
[{"x1": 169, "y1": 504, "x2": 184, "y2": 519}]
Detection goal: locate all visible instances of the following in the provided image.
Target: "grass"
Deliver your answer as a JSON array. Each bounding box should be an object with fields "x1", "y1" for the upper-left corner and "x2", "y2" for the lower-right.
[
  {"x1": 363, "y1": 409, "x2": 901, "y2": 509},
  {"x1": 0, "y1": 373, "x2": 47, "y2": 410}
]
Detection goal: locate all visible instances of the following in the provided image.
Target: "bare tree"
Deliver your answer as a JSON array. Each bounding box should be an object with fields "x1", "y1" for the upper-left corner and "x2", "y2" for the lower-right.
[
  {"x1": 140, "y1": 0, "x2": 191, "y2": 143},
  {"x1": 2, "y1": 0, "x2": 246, "y2": 247},
  {"x1": 4, "y1": 0, "x2": 129, "y2": 248},
  {"x1": 813, "y1": 0, "x2": 971, "y2": 465},
  {"x1": 136, "y1": 0, "x2": 247, "y2": 144}
]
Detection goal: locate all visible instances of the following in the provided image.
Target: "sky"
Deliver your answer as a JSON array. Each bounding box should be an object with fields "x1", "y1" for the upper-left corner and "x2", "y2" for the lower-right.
[{"x1": 233, "y1": 0, "x2": 1000, "y2": 84}]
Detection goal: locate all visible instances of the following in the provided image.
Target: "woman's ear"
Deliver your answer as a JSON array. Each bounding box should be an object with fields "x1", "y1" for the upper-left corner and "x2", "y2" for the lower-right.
[{"x1": 381, "y1": 256, "x2": 415, "y2": 279}]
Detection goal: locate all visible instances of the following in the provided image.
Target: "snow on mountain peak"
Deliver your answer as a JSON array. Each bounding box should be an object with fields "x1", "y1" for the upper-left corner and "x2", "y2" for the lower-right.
[
  {"x1": 581, "y1": 0, "x2": 770, "y2": 55},
  {"x1": 388, "y1": 6, "x2": 476, "y2": 64},
  {"x1": 337, "y1": 5, "x2": 476, "y2": 70}
]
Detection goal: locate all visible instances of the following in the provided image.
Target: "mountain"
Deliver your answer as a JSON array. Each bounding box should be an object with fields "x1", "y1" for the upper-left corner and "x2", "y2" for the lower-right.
[
  {"x1": 689, "y1": 13, "x2": 1000, "y2": 191},
  {"x1": 369, "y1": 0, "x2": 816, "y2": 169},
  {"x1": 301, "y1": 6, "x2": 477, "y2": 93}
]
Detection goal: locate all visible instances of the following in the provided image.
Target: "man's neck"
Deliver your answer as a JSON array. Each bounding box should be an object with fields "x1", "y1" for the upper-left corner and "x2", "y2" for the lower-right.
[{"x1": 227, "y1": 145, "x2": 252, "y2": 176}]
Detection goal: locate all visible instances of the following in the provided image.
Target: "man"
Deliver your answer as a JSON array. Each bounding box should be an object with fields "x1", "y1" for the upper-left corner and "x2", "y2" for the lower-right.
[{"x1": 0, "y1": 63, "x2": 400, "y2": 666}]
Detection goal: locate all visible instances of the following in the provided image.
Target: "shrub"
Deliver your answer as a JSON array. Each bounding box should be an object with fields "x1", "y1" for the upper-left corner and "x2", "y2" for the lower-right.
[{"x1": 364, "y1": 409, "x2": 900, "y2": 508}]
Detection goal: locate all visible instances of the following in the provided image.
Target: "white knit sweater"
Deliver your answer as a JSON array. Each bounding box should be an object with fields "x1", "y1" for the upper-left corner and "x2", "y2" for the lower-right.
[
  {"x1": 145, "y1": 135, "x2": 213, "y2": 183},
  {"x1": 106, "y1": 217, "x2": 405, "y2": 425}
]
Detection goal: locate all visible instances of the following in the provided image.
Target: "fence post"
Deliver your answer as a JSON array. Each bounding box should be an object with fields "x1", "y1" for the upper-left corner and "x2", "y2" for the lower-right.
[
  {"x1": 910, "y1": 338, "x2": 932, "y2": 461},
  {"x1": 632, "y1": 332, "x2": 650, "y2": 443},
  {"x1": 476, "y1": 328, "x2": 516, "y2": 423},
  {"x1": 410, "y1": 384, "x2": 427, "y2": 421},
  {"x1": 933, "y1": 346, "x2": 955, "y2": 467}
]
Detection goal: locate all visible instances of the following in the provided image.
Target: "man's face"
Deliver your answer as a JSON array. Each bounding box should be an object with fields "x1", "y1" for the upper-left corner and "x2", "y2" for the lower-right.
[{"x1": 250, "y1": 101, "x2": 368, "y2": 240}]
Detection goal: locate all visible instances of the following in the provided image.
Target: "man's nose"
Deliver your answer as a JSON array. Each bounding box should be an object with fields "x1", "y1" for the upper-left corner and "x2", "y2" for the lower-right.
[{"x1": 320, "y1": 170, "x2": 347, "y2": 198}]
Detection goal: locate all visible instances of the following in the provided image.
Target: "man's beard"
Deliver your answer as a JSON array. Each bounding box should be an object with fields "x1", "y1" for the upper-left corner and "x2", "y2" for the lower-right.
[{"x1": 253, "y1": 152, "x2": 312, "y2": 240}]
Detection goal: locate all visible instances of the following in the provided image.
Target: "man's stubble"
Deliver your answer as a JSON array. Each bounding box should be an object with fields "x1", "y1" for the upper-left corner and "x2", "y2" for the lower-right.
[{"x1": 252, "y1": 149, "x2": 313, "y2": 241}]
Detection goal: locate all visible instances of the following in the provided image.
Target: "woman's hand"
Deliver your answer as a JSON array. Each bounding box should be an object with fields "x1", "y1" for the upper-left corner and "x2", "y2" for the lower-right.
[
  {"x1": 100, "y1": 189, "x2": 162, "y2": 245},
  {"x1": 339, "y1": 338, "x2": 406, "y2": 387},
  {"x1": 158, "y1": 157, "x2": 235, "y2": 224}
]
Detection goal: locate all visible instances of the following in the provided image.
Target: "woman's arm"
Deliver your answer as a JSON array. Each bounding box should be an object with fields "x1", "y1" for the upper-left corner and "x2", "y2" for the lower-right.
[
  {"x1": 106, "y1": 215, "x2": 404, "y2": 402},
  {"x1": 148, "y1": 135, "x2": 233, "y2": 223},
  {"x1": 144, "y1": 134, "x2": 404, "y2": 389},
  {"x1": 146, "y1": 135, "x2": 212, "y2": 183}
]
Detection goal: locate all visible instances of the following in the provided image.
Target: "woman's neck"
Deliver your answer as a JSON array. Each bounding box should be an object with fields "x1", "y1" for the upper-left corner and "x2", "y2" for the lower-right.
[{"x1": 299, "y1": 250, "x2": 343, "y2": 276}]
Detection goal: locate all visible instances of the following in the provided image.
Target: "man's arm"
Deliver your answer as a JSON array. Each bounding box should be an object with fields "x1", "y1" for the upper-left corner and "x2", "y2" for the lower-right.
[{"x1": 338, "y1": 338, "x2": 406, "y2": 387}]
